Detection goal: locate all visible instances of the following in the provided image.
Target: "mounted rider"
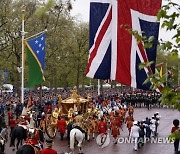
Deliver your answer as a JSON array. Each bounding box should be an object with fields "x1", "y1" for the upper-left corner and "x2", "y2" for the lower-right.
[{"x1": 25, "y1": 128, "x2": 42, "y2": 151}]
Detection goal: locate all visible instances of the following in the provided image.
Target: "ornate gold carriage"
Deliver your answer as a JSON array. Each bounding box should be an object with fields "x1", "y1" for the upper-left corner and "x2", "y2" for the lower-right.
[{"x1": 45, "y1": 88, "x2": 89, "y2": 139}]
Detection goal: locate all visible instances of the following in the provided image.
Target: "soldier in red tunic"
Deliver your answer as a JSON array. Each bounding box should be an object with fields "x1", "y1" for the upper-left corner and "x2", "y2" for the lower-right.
[
  {"x1": 57, "y1": 116, "x2": 67, "y2": 140},
  {"x1": 98, "y1": 117, "x2": 107, "y2": 134},
  {"x1": 125, "y1": 113, "x2": 134, "y2": 136},
  {"x1": 9, "y1": 116, "x2": 16, "y2": 137},
  {"x1": 25, "y1": 131, "x2": 39, "y2": 146},
  {"x1": 110, "y1": 115, "x2": 120, "y2": 144},
  {"x1": 40, "y1": 138, "x2": 57, "y2": 154},
  {"x1": 128, "y1": 105, "x2": 134, "y2": 115},
  {"x1": 121, "y1": 105, "x2": 126, "y2": 122}
]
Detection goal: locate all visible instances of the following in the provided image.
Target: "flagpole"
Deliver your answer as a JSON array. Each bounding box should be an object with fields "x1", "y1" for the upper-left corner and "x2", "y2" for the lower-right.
[
  {"x1": 98, "y1": 79, "x2": 100, "y2": 96},
  {"x1": 178, "y1": 64, "x2": 180, "y2": 86},
  {"x1": 21, "y1": 5, "x2": 26, "y2": 104}
]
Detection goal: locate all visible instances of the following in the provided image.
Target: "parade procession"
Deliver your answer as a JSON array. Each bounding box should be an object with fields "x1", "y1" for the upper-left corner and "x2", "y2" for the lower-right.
[{"x1": 0, "y1": 0, "x2": 179, "y2": 154}]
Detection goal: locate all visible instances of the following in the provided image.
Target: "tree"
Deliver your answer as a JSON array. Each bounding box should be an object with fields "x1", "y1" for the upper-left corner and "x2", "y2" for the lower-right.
[{"x1": 143, "y1": 0, "x2": 180, "y2": 110}]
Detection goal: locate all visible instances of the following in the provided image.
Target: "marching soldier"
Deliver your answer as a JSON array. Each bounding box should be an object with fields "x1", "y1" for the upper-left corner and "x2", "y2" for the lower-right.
[
  {"x1": 128, "y1": 105, "x2": 134, "y2": 115},
  {"x1": 9, "y1": 116, "x2": 16, "y2": 137},
  {"x1": 110, "y1": 114, "x2": 120, "y2": 144},
  {"x1": 121, "y1": 105, "x2": 126, "y2": 121},
  {"x1": 97, "y1": 117, "x2": 109, "y2": 147},
  {"x1": 98, "y1": 117, "x2": 107, "y2": 135},
  {"x1": 125, "y1": 113, "x2": 134, "y2": 136}
]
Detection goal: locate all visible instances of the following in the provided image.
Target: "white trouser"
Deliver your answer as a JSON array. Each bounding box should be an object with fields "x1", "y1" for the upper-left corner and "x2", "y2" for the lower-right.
[{"x1": 132, "y1": 137, "x2": 138, "y2": 150}]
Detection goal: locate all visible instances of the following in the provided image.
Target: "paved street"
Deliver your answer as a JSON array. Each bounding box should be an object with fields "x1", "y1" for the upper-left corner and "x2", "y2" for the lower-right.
[{"x1": 5, "y1": 108, "x2": 180, "y2": 154}]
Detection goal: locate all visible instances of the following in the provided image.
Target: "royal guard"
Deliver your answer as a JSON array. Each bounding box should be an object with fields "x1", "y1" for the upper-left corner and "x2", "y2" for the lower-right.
[
  {"x1": 121, "y1": 105, "x2": 126, "y2": 121},
  {"x1": 125, "y1": 113, "x2": 134, "y2": 136},
  {"x1": 57, "y1": 116, "x2": 66, "y2": 140},
  {"x1": 110, "y1": 114, "x2": 120, "y2": 144},
  {"x1": 40, "y1": 138, "x2": 57, "y2": 154},
  {"x1": 128, "y1": 105, "x2": 134, "y2": 115},
  {"x1": 9, "y1": 116, "x2": 16, "y2": 137},
  {"x1": 98, "y1": 117, "x2": 107, "y2": 135},
  {"x1": 25, "y1": 131, "x2": 39, "y2": 147},
  {"x1": 96, "y1": 117, "x2": 110, "y2": 148},
  {"x1": 117, "y1": 112, "x2": 123, "y2": 127}
]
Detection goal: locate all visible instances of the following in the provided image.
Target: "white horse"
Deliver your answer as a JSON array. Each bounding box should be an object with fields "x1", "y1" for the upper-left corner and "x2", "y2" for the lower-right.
[{"x1": 70, "y1": 128, "x2": 85, "y2": 154}]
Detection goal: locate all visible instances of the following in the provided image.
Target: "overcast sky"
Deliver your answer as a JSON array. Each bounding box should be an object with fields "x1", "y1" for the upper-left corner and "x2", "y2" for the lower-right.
[{"x1": 70, "y1": 0, "x2": 90, "y2": 22}]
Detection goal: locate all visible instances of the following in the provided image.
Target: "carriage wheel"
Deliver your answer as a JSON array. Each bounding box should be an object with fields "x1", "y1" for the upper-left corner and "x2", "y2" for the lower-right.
[{"x1": 45, "y1": 114, "x2": 57, "y2": 139}]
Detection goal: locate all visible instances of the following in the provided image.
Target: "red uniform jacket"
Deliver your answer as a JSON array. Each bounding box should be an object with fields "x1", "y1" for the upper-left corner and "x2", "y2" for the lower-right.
[
  {"x1": 40, "y1": 148, "x2": 57, "y2": 154},
  {"x1": 110, "y1": 118, "x2": 120, "y2": 137},
  {"x1": 8, "y1": 111, "x2": 13, "y2": 119},
  {"x1": 57, "y1": 119, "x2": 66, "y2": 134},
  {"x1": 98, "y1": 121, "x2": 107, "y2": 134},
  {"x1": 24, "y1": 115, "x2": 30, "y2": 122},
  {"x1": 125, "y1": 115, "x2": 134, "y2": 123},
  {"x1": 9, "y1": 119, "x2": 16, "y2": 128},
  {"x1": 25, "y1": 138, "x2": 38, "y2": 145}
]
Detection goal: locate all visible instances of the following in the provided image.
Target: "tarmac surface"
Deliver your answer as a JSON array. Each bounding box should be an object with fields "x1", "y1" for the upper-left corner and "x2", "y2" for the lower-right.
[{"x1": 4, "y1": 108, "x2": 180, "y2": 154}]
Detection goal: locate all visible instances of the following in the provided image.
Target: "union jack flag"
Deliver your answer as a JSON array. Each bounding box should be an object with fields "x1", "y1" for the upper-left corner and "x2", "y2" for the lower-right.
[{"x1": 86, "y1": 0, "x2": 162, "y2": 90}]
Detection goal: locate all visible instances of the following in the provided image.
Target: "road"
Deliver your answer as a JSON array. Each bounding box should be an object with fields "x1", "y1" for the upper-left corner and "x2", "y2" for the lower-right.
[{"x1": 4, "y1": 108, "x2": 180, "y2": 154}]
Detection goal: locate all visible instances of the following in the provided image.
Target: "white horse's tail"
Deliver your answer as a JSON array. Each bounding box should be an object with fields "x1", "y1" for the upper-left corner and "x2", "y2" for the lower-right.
[{"x1": 70, "y1": 129, "x2": 76, "y2": 150}]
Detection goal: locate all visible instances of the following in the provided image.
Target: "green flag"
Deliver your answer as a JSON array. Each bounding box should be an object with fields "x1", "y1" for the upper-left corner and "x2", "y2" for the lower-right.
[{"x1": 25, "y1": 33, "x2": 46, "y2": 87}]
